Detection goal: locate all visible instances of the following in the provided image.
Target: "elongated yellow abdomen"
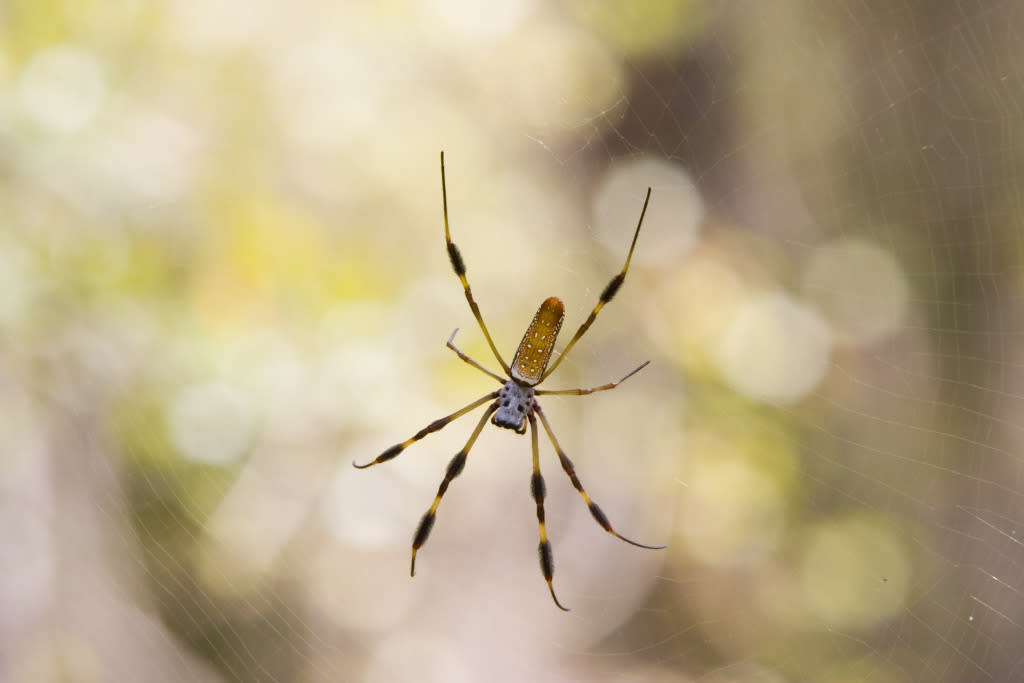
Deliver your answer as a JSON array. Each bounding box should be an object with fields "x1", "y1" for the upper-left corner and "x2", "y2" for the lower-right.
[{"x1": 510, "y1": 297, "x2": 565, "y2": 386}]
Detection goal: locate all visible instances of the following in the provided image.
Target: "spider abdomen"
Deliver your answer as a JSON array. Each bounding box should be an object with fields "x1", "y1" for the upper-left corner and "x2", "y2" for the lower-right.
[
  {"x1": 492, "y1": 380, "x2": 534, "y2": 434},
  {"x1": 510, "y1": 297, "x2": 565, "y2": 385}
]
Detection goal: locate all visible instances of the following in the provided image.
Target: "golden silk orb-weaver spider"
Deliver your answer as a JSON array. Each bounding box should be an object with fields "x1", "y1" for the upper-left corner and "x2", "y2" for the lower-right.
[{"x1": 353, "y1": 151, "x2": 665, "y2": 611}]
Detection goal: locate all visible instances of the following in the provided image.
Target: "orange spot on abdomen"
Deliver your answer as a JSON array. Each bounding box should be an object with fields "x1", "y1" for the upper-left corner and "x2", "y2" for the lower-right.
[{"x1": 511, "y1": 297, "x2": 565, "y2": 386}]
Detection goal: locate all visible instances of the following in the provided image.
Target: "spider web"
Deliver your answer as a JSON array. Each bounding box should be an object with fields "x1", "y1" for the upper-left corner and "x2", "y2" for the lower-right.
[{"x1": 2, "y1": 1, "x2": 1023, "y2": 682}]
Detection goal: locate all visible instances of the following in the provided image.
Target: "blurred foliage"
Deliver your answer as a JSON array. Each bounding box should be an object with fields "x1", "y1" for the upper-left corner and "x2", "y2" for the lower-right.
[{"x1": 2, "y1": 1, "x2": 1023, "y2": 683}]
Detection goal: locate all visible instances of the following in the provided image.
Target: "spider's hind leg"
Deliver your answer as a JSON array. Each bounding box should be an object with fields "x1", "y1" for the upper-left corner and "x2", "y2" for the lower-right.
[
  {"x1": 540, "y1": 187, "x2": 651, "y2": 381},
  {"x1": 440, "y1": 151, "x2": 511, "y2": 375}
]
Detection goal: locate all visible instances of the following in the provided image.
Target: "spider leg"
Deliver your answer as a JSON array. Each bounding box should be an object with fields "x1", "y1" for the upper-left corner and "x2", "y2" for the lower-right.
[
  {"x1": 528, "y1": 412, "x2": 570, "y2": 611},
  {"x1": 446, "y1": 328, "x2": 505, "y2": 383},
  {"x1": 541, "y1": 188, "x2": 652, "y2": 381},
  {"x1": 535, "y1": 404, "x2": 665, "y2": 551},
  {"x1": 411, "y1": 402, "x2": 498, "y2": 576},
  {"x1": 353, "y1": 391, "x2": 499, "y2": 469},
  {"x1": 535, "y1": 360, "x2": 650, "y2": 396},
  {"x1": 440, "y1": 151, "x2": 512, "y2": 375}
]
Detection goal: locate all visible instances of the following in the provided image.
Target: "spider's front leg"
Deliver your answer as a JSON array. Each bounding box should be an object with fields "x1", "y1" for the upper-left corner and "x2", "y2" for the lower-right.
[
  {"x1": 528, "y1": 412, "x2": 570, "y2": 611},
  {"x1": 410, "y1": 402, "x2": 498, "y2": 575},
  {"x1": 353, "y1": 391, "x2": 498, "y2": 469},
  {"x1": 535, "y1": 403, "x2": 665, "y2": 551}
]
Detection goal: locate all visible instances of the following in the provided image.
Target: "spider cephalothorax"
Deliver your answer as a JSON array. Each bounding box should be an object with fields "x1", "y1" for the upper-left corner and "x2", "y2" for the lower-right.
[
  {"x1": 492, "y1": 378, "x2": 535, "y2": 434},
  {"x1": 354, "y1": 152, "x2": 664, "y2": 611}
]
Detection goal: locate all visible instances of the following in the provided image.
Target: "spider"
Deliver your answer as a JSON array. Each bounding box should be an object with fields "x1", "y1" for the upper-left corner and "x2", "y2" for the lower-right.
[{"x1": 354, "y1": 152, "x2": 665, "y2": 611}]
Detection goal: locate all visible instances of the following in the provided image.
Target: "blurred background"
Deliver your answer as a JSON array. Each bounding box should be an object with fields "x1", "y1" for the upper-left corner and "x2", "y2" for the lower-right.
[{"x1": 2, "y1": 1, "x2": 1023, "y2": 681}]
